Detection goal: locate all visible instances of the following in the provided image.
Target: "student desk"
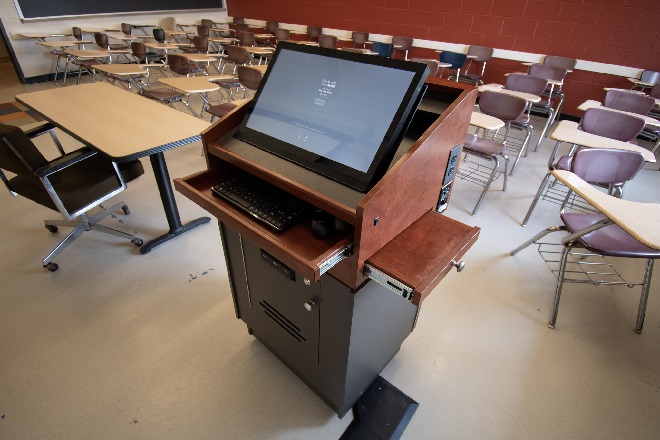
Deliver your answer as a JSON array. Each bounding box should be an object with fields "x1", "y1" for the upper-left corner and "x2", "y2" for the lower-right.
[
  {"x1": 174, "y1": 78, "x2": 481, "y2": 417},
  {"x1": 158, "y1": 75, "x2": 234, "y2": 115},
  {"x1": 577, "y1": 100, "x2": 660, "y2": 127},
  {"x1": 551, "y1": 170, "x2": 660, "y2": 250},
  {"x1": 548, "y1": 120, "x2": 656, "y2": 167},
  {"x1": 16, "y1": 83, "x2": 211, "y2": 254},
  {"x1": 478, "y1": 83, "x2": 542, "y2": 103}
]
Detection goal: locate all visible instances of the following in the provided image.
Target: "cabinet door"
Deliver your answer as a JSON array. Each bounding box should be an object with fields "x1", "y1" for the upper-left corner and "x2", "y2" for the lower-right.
[{"x1": 241, "y1": 239, "x2": 321, "y2": 370}]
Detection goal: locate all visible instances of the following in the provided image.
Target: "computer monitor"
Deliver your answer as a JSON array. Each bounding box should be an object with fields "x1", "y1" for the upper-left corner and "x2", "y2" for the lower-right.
[{"x1": 235, "y1": 42, "x2": 429, "y2": 193}]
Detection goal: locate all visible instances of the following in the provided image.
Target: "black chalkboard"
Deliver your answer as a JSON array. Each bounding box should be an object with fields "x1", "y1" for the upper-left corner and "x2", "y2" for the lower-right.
[{"x1": 14, "y1": 0, "x2": 223, "y2": 20}]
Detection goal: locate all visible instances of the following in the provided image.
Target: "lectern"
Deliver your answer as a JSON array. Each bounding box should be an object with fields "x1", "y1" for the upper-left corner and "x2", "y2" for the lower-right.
[{"x1": 175, "y1": 76, "x2": 480, "y2": 417}]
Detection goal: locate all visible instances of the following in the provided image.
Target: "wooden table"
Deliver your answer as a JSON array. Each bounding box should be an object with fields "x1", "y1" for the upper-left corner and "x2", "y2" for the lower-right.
[
  {"x1": 577, "y1": 100, "x2": 660, "y2": 127},
  {"x1": 16, "y1": 83, "x2": 211, "y2": 254},
  {"x1": 551, "y1": 170, "x2": 660, "y2": 250},
  {"x1": 548, "y1": 120, "x2": 656, "y2": 168}
]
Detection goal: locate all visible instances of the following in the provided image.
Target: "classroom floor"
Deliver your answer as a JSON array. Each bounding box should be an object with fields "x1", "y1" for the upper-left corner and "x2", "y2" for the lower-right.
[{"x1": 0, "y1": 75, "x2": 659, "y2": 440}]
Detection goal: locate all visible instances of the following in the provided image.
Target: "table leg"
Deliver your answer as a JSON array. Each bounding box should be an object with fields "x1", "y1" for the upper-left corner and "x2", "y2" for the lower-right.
[{"x1": 140, "y1": 151, "x2": 210, "y2": 253}]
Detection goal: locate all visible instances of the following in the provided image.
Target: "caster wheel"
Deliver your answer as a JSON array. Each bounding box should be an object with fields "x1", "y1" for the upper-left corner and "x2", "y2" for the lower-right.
[
  {"x1": 131, "y1": 238, "x2": 143, "y2": 247},
  {"x1": 122, "y1": 205, "x2": 130, "y2": 215},
  {"x1": 44, "y1": 262, "x2": 59, "y2": 272},
  {"x1": 45, "y1": 225, "x2": 58, "y2": 233}
]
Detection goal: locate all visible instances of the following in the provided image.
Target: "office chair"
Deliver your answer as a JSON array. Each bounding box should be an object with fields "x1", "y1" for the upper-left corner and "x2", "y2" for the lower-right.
[
  {"x1": 511, "y1": 148, "x2": 654, "y2": 333},
  {"x1": 0, "y1": 125, "x2": 144, "y2": 271},
  {"x1": 521, "y1": 108, "x2": 646, "y2": 226}
]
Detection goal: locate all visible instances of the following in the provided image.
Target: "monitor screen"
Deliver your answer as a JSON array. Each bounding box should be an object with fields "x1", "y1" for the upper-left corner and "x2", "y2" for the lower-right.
[{"x1": 235, "y1": 42, "x2": 429, "y2": 193}]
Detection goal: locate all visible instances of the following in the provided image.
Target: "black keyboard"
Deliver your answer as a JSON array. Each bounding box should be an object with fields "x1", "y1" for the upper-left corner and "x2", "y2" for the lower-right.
[{"x1": 212, "y1": 172, "x2": 310, "y2": 232}]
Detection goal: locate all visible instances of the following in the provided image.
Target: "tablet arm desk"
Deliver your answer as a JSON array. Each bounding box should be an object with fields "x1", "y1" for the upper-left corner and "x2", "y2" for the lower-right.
[{"x1": 175, "y1": 78, "x2": 480, "y2": 417}]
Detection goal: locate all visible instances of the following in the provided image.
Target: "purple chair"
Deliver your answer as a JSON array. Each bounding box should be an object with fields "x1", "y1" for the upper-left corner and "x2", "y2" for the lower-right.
[
  {"x1": 543, "y1": 55, "x2": 577, "y2": 71},
  {"x1": 528, "y1": 64, "x2": 568, "y2": 122},
  {"x1": 506, "y1": 73, "x2": 552, "y2": 152},
  {"x1": 604, "y1": 89, "x2": 655, "y2": 115},
  {"x1": 511, "y1": 148, "x2": 656, "y2": 333},
  {"x1": 459, "y1": 91, "x2": 527, "y2": 215},
  {"x1": 521, "y1": 108, "x2": 646, "y2": 226},
  {"x1": 452, "y1": 46, "x2": 493, "y2": 85}
]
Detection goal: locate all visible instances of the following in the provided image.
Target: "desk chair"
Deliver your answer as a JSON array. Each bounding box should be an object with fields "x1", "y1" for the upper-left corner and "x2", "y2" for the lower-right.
[
  {"x1": 543, "y1": 55, "x2": 577, "y2": 72},
  {"x1": 511, "y1": 149, "x2": 654, "y2": 333},
  {"x1": 167, "y1": 53, "x2": 206, "y2": 77},
  {"x1": 410, "y1": 58, "x2": 440, "y2": 77},
  {"x1": 0, "y1": 125, "x2": 144, "y2": 271},
  {"x1": 220, "y1": 45, "x2": 251, "y2": 75},
  {"x1": 371, "y1": 42, "x2": 394, "y2": 58},
  {"x1": 603, "y1": 89, "x2": 660, "y2": 152},
  {"x1": 206, "y1": 65, "x2": 264, "y2": 122},
  {"x1": 266, "y1": 21, "x2": 279, "y2": 35},
  {"x1": 522, "y1": 108, "x2": 646, "y2": 226},
  {"x1": 458, "y1": 91, "x2": 526, "y2": 214},
  {"x1": 130, "y1": 41, "x2": 165, "y2": 65},
  {"x1": 352, "y1": 31, "x2": 369, "y2": 48},
  {"x1": 439, "y1": 51, "x2": 468, "y2": 81},
  {"x1": 180, "y1": 35, "x2": 210, "y2": 55},
  {"x1": 628, "y1": 70, "x2": 660, "y2": 92},
  {"x1": 454, "y1": 46, "x2": 493, "y2": 85},
  {"x1": 237, "y1": 31, "x2": 256, "y2": 47},
  {"x1": 307, "y1": 26, "x2": 322, "y2": 42},
  {"x1": 159, "y1": 16, "x2": 177, "y2": 31},
  {"x1": 274, "y1": 28, "x2": 291, "y2": 44},
  {"x1": 391, "y1": 36, "x2": 413, "y2": 60},
  {"x1": 153, "y1": 28, "x2": 167, "y2": 43},
  {"x1": 233, "y1": 17, "x2": 245, "y2": 25},
  {"x1": 528, "y1": 64, "x2": 568, "y2": 122},
  {"x1": 94, "y1": 32, "x2": 130, "y2": 63},
  {"x1": 121, "y1": 23, "x2": 132, "y2": 35},
  {"x1": 505, "y1": 73, "x2": 552, "y2": 153},
  {"x1": 318, "y1": 34, "x2": 338, "y2": 49},
  {"x1": 234, "y1": 24, "x2": 250, "y2": 35}
]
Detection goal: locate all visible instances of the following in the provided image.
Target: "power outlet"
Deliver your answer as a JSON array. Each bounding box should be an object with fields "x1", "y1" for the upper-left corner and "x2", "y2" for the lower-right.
[
  {"x1": 436, "y1": 182, "x2": 452, "y2": 213},
  {"x1": 443, "y1": 144, "x2": 461, "y2": 186}
]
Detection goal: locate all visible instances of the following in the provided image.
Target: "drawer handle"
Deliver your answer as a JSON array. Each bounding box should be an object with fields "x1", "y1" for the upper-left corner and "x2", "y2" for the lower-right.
[{"x1": 451, "y1": 260, "x2": 465, "y2": 272}]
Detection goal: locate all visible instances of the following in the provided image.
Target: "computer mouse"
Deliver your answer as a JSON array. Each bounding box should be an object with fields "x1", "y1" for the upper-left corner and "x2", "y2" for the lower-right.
[{"x1": 311, "y1": 210, "x2": 335, "y2": 239}]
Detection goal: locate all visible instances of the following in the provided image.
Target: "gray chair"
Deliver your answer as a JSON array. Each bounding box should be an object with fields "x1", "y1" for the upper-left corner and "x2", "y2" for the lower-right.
[
  {"x1": 512, "y1": 148, "x2": 654, "y2": 333},
  {"x1": 0, "y1": 125, "x2": 144, "y2": 271},
  {"x1": 628, "y1": 70, "x2": 660, "y2": 92},
  {"x1": 521, "y1": 108, "x2": 646, "y2": 226},
  {"x1": 318, "y1": 34, "x2": 338, "y2": 49},
  {"x1": 458, "y1": 91, "x2": 527, "y2": 215},
  {"x1": 352, "y1": 31, "x2": 369, "y2": 48},
  {"x1": 391, "y1": 36, "x2": 413, "y2": 60},
  {"x1": 454, "y1": 46, "x2": 493, "y2": 85}
]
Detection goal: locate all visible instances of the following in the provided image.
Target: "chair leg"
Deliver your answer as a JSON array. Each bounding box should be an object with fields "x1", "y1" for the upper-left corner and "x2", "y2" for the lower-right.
[
  {"x1": 533, "y1": 108, "x2": 554, "y2": 152},
  {"x1": 635, "y1": 259, "x2": 654, "y2": 334},
  {"x1": 522, "y1": 171, "x2": 552, "y2": 226},
  {"x1": 510, "y1": 225, "x2": 566, "y2": 256},
  {"x1": 548, "y1": 243, "x2": 572, "y2": 329},
  {"x1": 42, "y1": 223, "x2": 86, "y2": 266},
  {"x1": 471, "y1": 156, "x2": 499, "y2": 216},
  {"x1": 509, "y1": 125, "x2": 533, "y2": 176}
]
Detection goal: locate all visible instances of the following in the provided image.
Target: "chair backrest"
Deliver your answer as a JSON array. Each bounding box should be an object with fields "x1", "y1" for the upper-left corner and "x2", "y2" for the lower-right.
[
  {"x1": 226, "y1": 45, "x2": 250, "y2": 65},
  {"x1": 234, "y1": 23, "x2": 250, "y2": 33},
  {"x1": 266, "y1": 21, "x2": 279, "y2": 34},
  {"x1": 167, "y1": 54, "x2": 192, "y2": 76},
  {"x1": 94, "y1": 32, "x2": 109, "y2": 49},
  {"x1": 467, "y1": 45, "x2": 493, "y2": 62},
  {"x1": 72, "y1": 27, "x2": 83, "y2": 41},
  {"x1": 604, "y1": 90, "x2": 655, "y2": 115},
  {"x1": 543, "y1": 55, "x2": 577, "y2": 71},
  {"x1": 392, "y1": 36, "x2": 413, "y2": 50},
  {"x1": 201, "y1": 19, "x2": 214, "y2": 28},
  {"x1": 352, "y1": 31, "x2": 369, "y2": 45},
  {"x1": 131, "y1": 41, "x2": 147, "y2": 62},
  {"x1": 410, "y1": 58, "x2": 439, "y2": 76},
  {"x1": 570, "y1": 148, "x2": 644, "y2": 186},
  {"x1": 506, "y1": 73, "x2": 548, "y2": 96},
  {"x1": 153, "y1": 28, "x2": 166, "y2": 43},
  {"x1": 640, "y1": 70, "x2": 660, "y2": 85},
  {"x1": 237, "y1": 31, "x2": 256, "y2": 46},
  {"x1": 651, "y1": 84, "x2": 660, "y2": 99},
  {"x1": 439, "y1": 51, "x2": 468, "y2": 69},
  {"x1": 197, "y1": 25, "x2": 210, "y2": 38},
  {"x1": 318, "y1": 34, "x2": 337, "y2": 49},
  {"x1": 580, "y1": 108, "x2": 645, "y2": 142},
  {"x1": 371, "y1": 42, "x2": 394, "y2": 57},
  {"x1": 237, "y1": 65, "x2": 263, "y2": 91},
  {"x1": 192, "y1": 35, "x2": 209, "y2": 53},
  {"x1": 121, "y1": 23, "x2": 132, "y2": 35},
  {"x1": 274, "y1": 28, "x2": 290, "y2": 42},
  {"x1": 478, "y1": 91, "x2": 528, "y2": 122},
  {"x1": 528, "y1": 64, "x2": 567, "y2": 82},
  {"x1": 159, "y1": 16, "x2": 176, "y2": 30},
  {"x1": 307, "y1": 26, "x2": 322, "y2": 40},
  {"x1": 233, "y1": 17, "x2": 245, "y2": 25}
]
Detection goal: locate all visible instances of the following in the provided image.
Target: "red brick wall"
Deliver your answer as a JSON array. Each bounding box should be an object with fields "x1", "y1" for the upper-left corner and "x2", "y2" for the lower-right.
[{"x1": 226, "y1": 0, "x2": 660, "y2": 116}]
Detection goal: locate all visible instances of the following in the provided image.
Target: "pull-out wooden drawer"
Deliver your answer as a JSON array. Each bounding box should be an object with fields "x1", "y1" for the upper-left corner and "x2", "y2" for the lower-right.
[
  {"x1": 174, "y1": 168, "x2": 354, "y2": 283},
  {"x1": 365, "y1": 210, "x2": 480, "y2": 306}
]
